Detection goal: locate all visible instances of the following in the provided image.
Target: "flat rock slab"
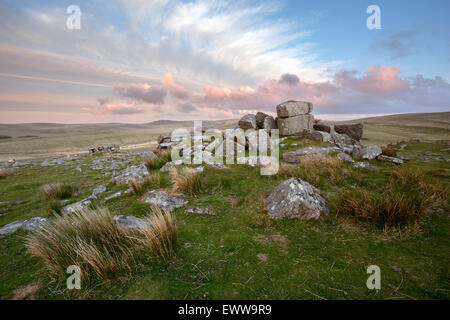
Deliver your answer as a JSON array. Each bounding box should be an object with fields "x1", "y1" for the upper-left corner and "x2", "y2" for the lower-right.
[
  {"x1": 283, "y1": 146, "x2": 337, "y2": 163},
  {"x1": 0, "y1": 217, "x2": 49, "y2": 236},
  {"x1": 112, "y1": 164, "x2": 149, "y2": 185},
  {"x1": 277, "y1": 114, "x2": 314, "y2": 136},
  {"x1": 60, "y1": 196, "x2": 96, "y2": 215},
  {"x1": 354, "y1": 161, "x2": 376, "y2": 170},
  {"x1": 141, "y1": 190, "x2": 188, "y2": 212},
  {"x1": 377, "y1": 155, "x2": 404, "y2": 164},
  {"x1": 266, "y1": 178, "x2": 329, "y2": 220},
  {"x1": 114, "y1": 215, "x2": 152, "y2": 232},
  {"x1": 185, "y1": 207, "x2": 215, "y2": 215},
  {"x1": 336, "y1": 152, "x2": 354, "y2": 162},
  {"x1": 276, "y1": 100, "x2": 313, "y2": 118}
]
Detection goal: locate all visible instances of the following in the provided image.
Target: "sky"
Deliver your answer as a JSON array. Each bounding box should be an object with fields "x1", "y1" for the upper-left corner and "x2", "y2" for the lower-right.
[{"x1": 0, "y1": 0, "x2": 449, "y2": 123}]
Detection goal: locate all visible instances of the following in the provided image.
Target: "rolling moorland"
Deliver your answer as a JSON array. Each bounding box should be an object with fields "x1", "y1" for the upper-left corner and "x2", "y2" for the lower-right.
[{"x1": 0, "y1": 112, "x2": 449, "y2": 300}]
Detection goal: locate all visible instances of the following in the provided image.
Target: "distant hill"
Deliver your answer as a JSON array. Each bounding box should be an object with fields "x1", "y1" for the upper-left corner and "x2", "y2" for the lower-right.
[{"x1": 0, "y1": 113, "x2": 448, "y2": 161}]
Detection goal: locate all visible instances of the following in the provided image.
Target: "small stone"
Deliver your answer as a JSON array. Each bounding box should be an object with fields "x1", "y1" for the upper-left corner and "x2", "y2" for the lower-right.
[
  {"x1": 92, "y1": 185, "x2": 107, "y2": 196},
  {"x1": 336, "y1": 152, "x2": 354, "y2": 162},
  {"x1": 185, "y1": 207, "x2": 215, "y2": 215},
  {"x1": 141, "y1": 190, "x2": 188, "y2": 212},
  {"x1": 114, "y1": 215, "x2": 152, "y2": 232},
  {"x1": 377, "y1": 155, "x2": 404, "y2": 164},
  {"x1": 352, "y1": 145, "x2": 382, "y2": 160},
  {"x1": 353, "y1": 161, "x2": 376, "y2": 170}
]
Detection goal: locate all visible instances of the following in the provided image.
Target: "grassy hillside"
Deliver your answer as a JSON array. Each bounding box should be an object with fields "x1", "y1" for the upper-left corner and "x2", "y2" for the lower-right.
[{"x1": 0, "y1": 136, "x2": 448, "y2": 300}]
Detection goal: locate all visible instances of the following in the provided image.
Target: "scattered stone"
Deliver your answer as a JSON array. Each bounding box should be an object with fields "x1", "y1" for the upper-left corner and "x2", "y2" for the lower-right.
[
  {"x1": 60, "y1": 196, "x2": 96, "y2": 215},
  {"x1": 352, "y1": 145, "x2": 382, "y2": 160},
  {"x1": 238, "y1": 114, "x2": 257, "y2": 130},
  {"x1": 92, "y1": 185, "x2": 107, "y2": 197},
  {"x1": 209, "y1": 163, "x2": 227, "y2": 169},
  {"x1": 112, "y1": 164, "x2": 149, "y2": 185},
  {"x1": 336, "y1": 152, "x2": 354, "y2": 162},
  {"x1": 282, "y1": 146, "x2": 336, "y2": 163},
  {"x1": 266, "y1": 178, "x2": 329, "y2": 220},
  {"x1": 193, "y1": 166, "x2": 204, "y2": 173},
  {"x1": 21, "y1": 217, "x2": 49, "y2": 231},
  {"x1": 0, "y1": 220, "x2": 27, "y2": 236},
  {"x1": 0, "y1": 217, "x2": 48, "y2": 236},
  {"x1": 353, "y1": 161, "x2": 376, "y2": 170},
  {"x1": 160, "y1": 160, "x2": 183, "y2": 172},
  {"x1": 257, "y1": 253, "x2": 268, "y2": 262},
  {"x1": 141, "y1": 190, "x2": 188, "y2": 212},
  {"x1": 185, "y1": 207, "x2": 215, "y2": 215},
  {"x1": 376, "y1": 155, "x2": 404, "y2": 164},
  {"x1": 276, "y1": 100, "x2": 313, "y2": 118},
  {"x1": 104, "y1": 191, "x2": 122, "y2": 201},
  {"x1": 114, "y1": 215, "x2": 152, "y2": 232}
]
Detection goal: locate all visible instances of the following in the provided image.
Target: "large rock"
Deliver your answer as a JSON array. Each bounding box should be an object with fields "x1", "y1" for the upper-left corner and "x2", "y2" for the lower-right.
[
  {"x1": 283, "y1": 146, "x2": 337, "y2": 163},
  {"x1": 266, "y1": 178, "x2": 329, "y2": 220},
  {"x1": 334, "y1": 122, "x2": 363, "y2": 141},
  {"x1": 114, "y1": 215, "x2": 152, "y2": 232},
  {"x1": 314, "y1": 121, "x2": 363, "y2": 141},
  {"x1": 277, "y1": 114, "x2": 314, "y2": 136},
  {"x1": 276, "y1": 100, "x2": 313, "y2": 118},
  {"x1": 238, "y1": 114, "x2": 257, "y2": 130},
  {"x1": 262, "y1": 116, "x2": 277, "y2": 131},
  {"x1": 307, "y1": 131, "x2": 331, "y2": 142},
  {"x1": 352, "y1": 145, "x2": 382, "y2": 160},
  {"x1": 141, "y1": 190, "x2": 188, "y2": 212},
  {"x1": 255, "y1": 112, "x2": 268, "y2": 128}
]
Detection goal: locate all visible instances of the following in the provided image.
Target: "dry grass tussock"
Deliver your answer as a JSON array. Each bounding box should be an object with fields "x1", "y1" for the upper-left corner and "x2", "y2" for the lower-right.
[
  {"x1": 170, "y1": 167, "x2": 202, "y2": 196},
  {"x1": 41, "y1": 183, "x2": 77, "y2": 200},
  {"x1": 278, "y1": 156, "x2": 354, "y2": 186},
  {"x1": 0, "y1": 168, "x2": 14, "y2": 179},
  {"x1": 145, "y1": 150, "x2": 172, "y2": 171},
  {"x1": 25, "y1": 206, "x2": 177, "y2": 282},
  {"x1": 129, "y1": 173, "x2": 161, "y2": 195}
]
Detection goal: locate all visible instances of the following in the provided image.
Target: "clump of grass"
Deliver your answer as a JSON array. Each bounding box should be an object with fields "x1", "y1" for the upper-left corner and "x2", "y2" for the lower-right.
[
  {"x1": 0, "y1": 168, "x2": 14, "y2": 179},
  {"x1": 382, "y1": 147, "x2": 398, "y2": 157},
  {"x1": 25, "y1": 207, "x2": 177, "y2": 282},
  {"x1": 334, "y1": 186, "x2": 427, "y2": 228},
  {"x1": 129, "y1": 173, "x2": 161, "y2": 195},
  {"x1": 170, "y1": 167, "x2": 202, "y2": 196},
  {"x1": 145, "y1": 151, "x2": 172, "y2": 171},
  {"x1": 47, "y1": 200, "x2": 63, "y2": 214},
  {"x1": 41, "y1": 183, "x2": 77, "y2": 200},
  {"x1": 133, "y1": 206, "x2": 177, "y2": 262},
  {"x1": 279, "y1": 156, "x2": 346, "y2": 186}
]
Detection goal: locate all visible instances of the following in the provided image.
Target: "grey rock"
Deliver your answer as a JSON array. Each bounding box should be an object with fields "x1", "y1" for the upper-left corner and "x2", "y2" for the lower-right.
[
  {"x1": 331, "y1": 131, "x2": 357, "y2": 145},
  {"x1": 141, "y1": 190, "x2": 188, "y2": 212},
  {"x1": 209, "y1": 163, "x2": 227, "y2": 169},
  {"x1": 21, "y1": 217, "x2": 49, "y2": 231},
  {"x1": 307, "y1": 131, "x2": 331, "y2": 142},
  {"x1": 238, "y1": 114, "x2": 257, "y2": 130},
  {"x1": 283, "y1": 146, "x2": 335, "y2": 163},
  {"x1": 160, "y1": 160, "x2": 183, "y2": 172},
  {"x1": 352, "y1": 145, "x2": 382, "y2": 160},
  {"x1": 113, "y1": 163, "x2": 149, "y2": 185},
  {"x1": 92, "y1": 185, "x2": 107, "y2": 196},
  {"x1": 276, "y1": 100, "x2": 313, "y2": 118},
  {"x1": 60, "y1": 196, "x2": 96, "y2": 214},
  {"x1": 185, "y1": 207, "x2": 215, "y2": 215},
  {"x1": 377, "y1": 155, "x2": 404, "y2": 164},
  {"x1": 105, "y1": 191, "x2": 122, "y2": 201},
  {"x1": 262, "y1": 115, "x2": 277, "y2": 131},
  {"x1": 255, "y1": 112, "x2": 268, "y2": 128},
  {"x1": 114, "y1": 215, "x2": 152, "y2": 232},
  {"x1": 277, "y1": 114, "x2": 314, "y2": 136},
  {"x1": 193, "y1": 166, "x2": 204, "y2": 173},
  {"x1": 337, "y1": 152, "x2": 354, "y2": 162},
  {"x1": 0, "y1": 220, "x2": 27, "y2": 236},
  {"x1": 266, "y1": 178, "x2": 329, "y2": 220},
  {"x1": 353, "y1": 161, "x2": 376, "y2": 170},
  {"x1": 334, "y1": 122, "x2": 363, "y2": 141}
]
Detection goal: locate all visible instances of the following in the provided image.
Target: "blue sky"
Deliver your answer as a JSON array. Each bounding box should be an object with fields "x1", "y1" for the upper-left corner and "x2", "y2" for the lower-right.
[{"x1": 0, "y1": 0, "x2": 449, "y2": 123}]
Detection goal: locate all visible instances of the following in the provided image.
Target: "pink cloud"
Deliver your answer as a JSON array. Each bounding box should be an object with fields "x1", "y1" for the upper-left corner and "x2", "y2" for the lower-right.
[{"x1": 82, "y1": 103, "x2": 143, "y2": 115}]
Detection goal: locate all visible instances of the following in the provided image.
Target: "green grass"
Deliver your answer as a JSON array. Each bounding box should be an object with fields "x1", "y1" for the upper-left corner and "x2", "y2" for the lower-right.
[{"x1": 0, "y1": 138, "x2": 449, "y2": 300}]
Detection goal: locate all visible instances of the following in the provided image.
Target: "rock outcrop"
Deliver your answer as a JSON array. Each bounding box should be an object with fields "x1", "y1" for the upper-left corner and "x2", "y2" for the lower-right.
[{"x1": 276, "y1": 101, "x2": 314, "y2": 136}]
